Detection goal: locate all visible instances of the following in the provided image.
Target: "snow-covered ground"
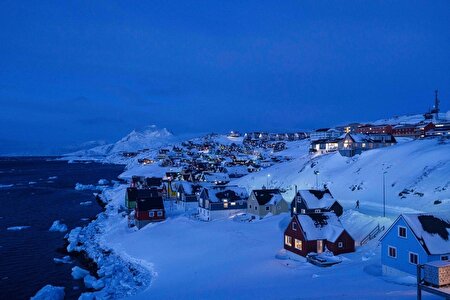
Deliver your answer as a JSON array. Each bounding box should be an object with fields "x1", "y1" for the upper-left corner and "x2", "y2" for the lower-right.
[
  {"x1": 88, "y1": 186, "x2": 437, "y2": 299},
  {"x1": 61, "y1": 121, "x2": 450, "y2": 299}
]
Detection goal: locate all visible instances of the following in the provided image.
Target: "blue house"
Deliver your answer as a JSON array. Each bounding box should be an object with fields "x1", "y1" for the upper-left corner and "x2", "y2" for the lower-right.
[{"x1": 379, "y1": 213, "x2": 450, "y2": 276}]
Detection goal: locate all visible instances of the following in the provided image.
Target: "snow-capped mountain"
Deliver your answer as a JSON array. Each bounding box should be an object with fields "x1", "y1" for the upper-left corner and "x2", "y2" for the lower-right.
[{"x1": 65, "y1": 125, "x2": 175, "y2": 158}]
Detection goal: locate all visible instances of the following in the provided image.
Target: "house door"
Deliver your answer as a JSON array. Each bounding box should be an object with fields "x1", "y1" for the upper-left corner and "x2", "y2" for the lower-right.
[{"x1": 317, "y1": 240, "x2": 323, "y2": 253}]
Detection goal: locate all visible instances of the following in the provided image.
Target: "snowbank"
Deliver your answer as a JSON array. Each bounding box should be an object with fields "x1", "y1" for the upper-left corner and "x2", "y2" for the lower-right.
[
  {"x1": 49, "y1": 220, "x2": 68, "y2": 232},
  {"x1": 0, "y1": 184, "x2": 13, "y2": 188},
  {"x1": 31, "y1": 285, "x2": 64, "y2": 300}
]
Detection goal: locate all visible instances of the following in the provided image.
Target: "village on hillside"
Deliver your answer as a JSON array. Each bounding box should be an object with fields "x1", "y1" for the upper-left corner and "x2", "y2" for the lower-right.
[{"x1": 66, "y1": 93, "x2": 450, "y2": 299}]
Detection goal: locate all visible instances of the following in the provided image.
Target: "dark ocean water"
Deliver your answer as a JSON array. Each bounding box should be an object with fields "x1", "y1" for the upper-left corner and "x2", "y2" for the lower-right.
[{"x1": 0, "y1": 157, "x2": 124, "y2": 300}]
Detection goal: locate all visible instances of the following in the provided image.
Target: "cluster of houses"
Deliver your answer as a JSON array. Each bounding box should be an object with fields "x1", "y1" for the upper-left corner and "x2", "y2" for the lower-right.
[
  {"x1": 122, "y1": 171, "x2": 449, "y2": 286},
  {"x1": 123, "y1": 172, "x2": 360, "y2": 259},
  {"x1": 309, "y1": 93, "x2": 449, "y2": 157},
  {"x1": 135, "y1": 135, "x2": 294, "y2": 180},
  {"x1": 309, "y1": 121, "x2": 450, "y2": 157}
]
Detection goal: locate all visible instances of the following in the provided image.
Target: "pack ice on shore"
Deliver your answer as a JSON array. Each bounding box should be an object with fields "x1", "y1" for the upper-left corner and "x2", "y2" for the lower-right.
[{"x1": 31, "y1": 285, "x2": 64, "y2": 300}]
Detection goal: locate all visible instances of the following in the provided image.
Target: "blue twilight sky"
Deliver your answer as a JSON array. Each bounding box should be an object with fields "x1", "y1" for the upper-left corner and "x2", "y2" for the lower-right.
[{"x1": 0, "y1": 1, "x2": 449, "y2": 155}]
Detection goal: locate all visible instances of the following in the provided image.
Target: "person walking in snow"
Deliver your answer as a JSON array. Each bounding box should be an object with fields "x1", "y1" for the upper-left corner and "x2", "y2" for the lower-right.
[{"x1": 356, "y1": 200, "x2": 360, "y2": 209}]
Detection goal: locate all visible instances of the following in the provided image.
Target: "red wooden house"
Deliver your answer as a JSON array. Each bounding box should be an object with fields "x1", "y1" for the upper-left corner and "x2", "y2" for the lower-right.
[
  {"x1": 284, "y1": 213, "x2": 355, "y2": 257},
  {"x1": 135, "y1": 194, "x2": 165, "y2": 229}
]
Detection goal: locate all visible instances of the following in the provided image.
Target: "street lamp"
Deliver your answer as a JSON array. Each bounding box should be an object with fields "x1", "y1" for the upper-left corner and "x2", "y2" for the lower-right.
[
  {"x1": 267, "y1": 174, "x2": 271, "y2": 188},
  {"x1": 314, "y1": 170, "x2": 320, "y2": 189}
]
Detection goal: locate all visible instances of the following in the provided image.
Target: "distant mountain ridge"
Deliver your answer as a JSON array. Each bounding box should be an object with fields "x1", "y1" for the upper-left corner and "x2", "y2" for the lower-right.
[{"x1": 66, "y1": 125, "x2": 175, "y2": 157}]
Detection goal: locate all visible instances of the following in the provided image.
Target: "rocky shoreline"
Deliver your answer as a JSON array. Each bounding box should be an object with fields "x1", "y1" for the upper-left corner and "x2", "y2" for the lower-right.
[{"x1": 65, "y1": 188, "x2": 153, "y2": 299}]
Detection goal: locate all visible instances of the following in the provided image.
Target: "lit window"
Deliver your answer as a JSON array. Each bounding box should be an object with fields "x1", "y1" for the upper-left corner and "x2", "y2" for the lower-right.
[
  {"x1": 338, "y1": 242, "x2": 343, "y2": 248},
  {"x1": 409, "y1": 252, "x2": 418, "y2": 264},
  {"x1": 301, "y1": 209, "x2": 305, "y2": 214},
  {"x1": 398, "y1": 226, "x2": 407, "y2": 238},
  {"x1": 284, "y1": 235, "x2": 292, "y2": 246},
  {"x1": 224, "y1": 202, "x2": 228, "y2": 208},
  {"x1": 295, "y1": 239, "x2": 302, "y2": 250},
  {"x1": 388, "y1": 246, "x2": 397, "y2": 258}
]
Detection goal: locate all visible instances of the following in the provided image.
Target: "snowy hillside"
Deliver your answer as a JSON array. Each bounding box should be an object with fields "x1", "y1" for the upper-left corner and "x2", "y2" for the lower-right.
[
  {"x1": 371, "y1": 111, "x2": 449, "y2": 125},
  {"x1": 233, "y1": 138, "x2": 450, "y2": 213}
]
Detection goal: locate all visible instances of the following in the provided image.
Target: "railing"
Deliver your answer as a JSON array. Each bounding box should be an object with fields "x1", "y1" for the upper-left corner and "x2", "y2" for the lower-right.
[{"x1": 360, "y1": 224, "x2": 385, "y2": 246}]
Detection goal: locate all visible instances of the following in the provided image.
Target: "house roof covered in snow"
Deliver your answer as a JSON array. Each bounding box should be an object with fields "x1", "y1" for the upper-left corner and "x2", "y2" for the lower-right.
[
  {"x1": 297, "y1": 189, "x2": 337, "y2": 209},
  {"x1": 176, "y1": 181, "x2": 204, "y2": 195},
  {"x1": 202, "y1": 172, "x2": 230, "y2": 183},
  {"x1": 252, "y1": 189, "x2": 284, "y2": 206},
  {"x1": 296, "y1": 213, "x2": 348, "y2": 242},
  {"x1": 402, "y1": 213, "x2": 450, "y2": 255},
  {"x1": 344, "y1": 133, "x2": 397, "y2": 144},
  {"x1": 202, "y1": 185, "x2": 248, "y2": 203}
]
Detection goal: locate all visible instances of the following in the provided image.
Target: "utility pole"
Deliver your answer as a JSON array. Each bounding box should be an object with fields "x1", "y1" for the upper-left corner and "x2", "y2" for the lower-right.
[{"x1": 383, "y1": 171, "x2": 387, "y2": 218}]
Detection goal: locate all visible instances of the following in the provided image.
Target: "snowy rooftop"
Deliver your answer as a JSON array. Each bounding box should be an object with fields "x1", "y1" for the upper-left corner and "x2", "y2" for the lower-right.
[
  {"x1": 296, "y1": 213, "x2": 346, "y2": 242},
  {"x1": 402, "y1": 213, "x2": 450, "y2": 255},
  {"x1": 297, "y1": 189, "x2": 337, "y2": 209},
  {"x1": 252, "y1": 189, "x2": 284, "y2": 206},
  {"x1": 204, "y1": 185, "x2": 249, "y2": 203}
]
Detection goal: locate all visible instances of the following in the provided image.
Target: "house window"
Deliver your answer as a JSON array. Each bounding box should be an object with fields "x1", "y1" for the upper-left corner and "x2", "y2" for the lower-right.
[
  {"x1": 338, "y1": 242, "x2": 343, "y2": 248},
  {"x1": 398, "y1": 226, "x2": 407, "y2": 238},
  {"x1": 157, "y1": 211, "x2": 163, "y2": 217},
  {"x1": 255, "y1": 206, "x2": 257, "y2": 211},
  {"x1": 409, "y1": 252, "x2": 418, "y2": 265},
  {"x1": 224, "y1": 202, "x2": 228, "y2": 208},
  {"x1": 441, "y1": 255, "x2": 449, "y2": 261},
  {"x1": 293, "y1": 207, "x2": 297, "y2": 213},
  {"x1": 149, "y1": 212, "x2": 155, "y2": 217},
  {"x1": 388, "y1": 246, "x2": 397, "y2": 258},
  {"x1": 295, "y1": 239, "x2": 302, "y2": 250},
  {"x1": 249, "y1": 204, "x2": 252, "y2": 209},
  {"x1": 301, "y1": 209, "x2": 305, "y2": 214},
  {"x1": 292, "y1": 222, "x2": 297, "y2": 231},
  {"x1": 265, "y1": 206, "x2": 270, "y2": 211},
  {"x1": 230, "y1": 202, "x2": 236, "y2": 206},
  {"x1": 314, "y1": 209, "x2": 321, "y2": 213},
  {"x1": 284, "y1": 235, "x2": 292, "y2": 247}
]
